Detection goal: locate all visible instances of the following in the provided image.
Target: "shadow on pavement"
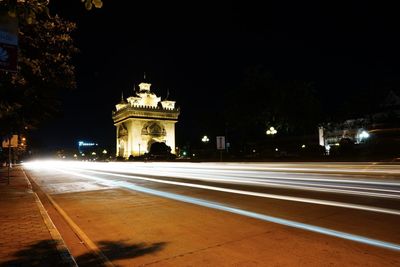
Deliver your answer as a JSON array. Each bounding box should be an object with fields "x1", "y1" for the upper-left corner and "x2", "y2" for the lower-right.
[
  {"x1": 1, "y1": 239, "x2": 167, "y2": 267},
  {"x1": 76, "y1": 240, "x2": 168, "y2": 266},
  {"x1": 0, "y1": 240, "x2": 67, "y2": 267}
]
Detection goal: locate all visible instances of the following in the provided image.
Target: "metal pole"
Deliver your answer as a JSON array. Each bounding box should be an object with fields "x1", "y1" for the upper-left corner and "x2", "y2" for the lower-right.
[{"x1": 7, "y1": 138, "x2": 11, "y2": 185}]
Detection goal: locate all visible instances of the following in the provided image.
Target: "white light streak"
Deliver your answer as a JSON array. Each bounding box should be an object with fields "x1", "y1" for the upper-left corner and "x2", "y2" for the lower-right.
[{"x1": 61, "y1": 168, "x2": 400, "y2": 216}]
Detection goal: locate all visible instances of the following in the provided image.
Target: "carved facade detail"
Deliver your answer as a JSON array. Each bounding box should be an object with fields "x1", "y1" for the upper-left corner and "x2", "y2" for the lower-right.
[{"x1": 112, "y1": 81, "x2": 179, "y2": 158}]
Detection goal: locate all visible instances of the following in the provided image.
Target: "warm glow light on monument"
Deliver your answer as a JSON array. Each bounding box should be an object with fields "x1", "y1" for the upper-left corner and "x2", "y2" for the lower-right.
[{"x1": 113, "y1": 80, "x2": 179, "y2": 158}]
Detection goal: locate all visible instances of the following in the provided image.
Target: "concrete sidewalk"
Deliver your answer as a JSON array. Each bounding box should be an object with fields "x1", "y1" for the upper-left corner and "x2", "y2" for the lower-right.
[{"x1": 0, "y1": 166, "x2": 76, "y2": 267}]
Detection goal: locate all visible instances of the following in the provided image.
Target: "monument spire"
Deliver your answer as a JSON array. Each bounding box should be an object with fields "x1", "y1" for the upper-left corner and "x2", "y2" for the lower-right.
[{"x1": 165, "y1": 89, "x2": 170, "y2": 100}]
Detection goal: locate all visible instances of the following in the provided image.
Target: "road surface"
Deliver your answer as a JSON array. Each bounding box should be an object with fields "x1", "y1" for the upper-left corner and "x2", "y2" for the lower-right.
[{"x1": 24, "y1": 161, "x2": 400, "y2": 266}]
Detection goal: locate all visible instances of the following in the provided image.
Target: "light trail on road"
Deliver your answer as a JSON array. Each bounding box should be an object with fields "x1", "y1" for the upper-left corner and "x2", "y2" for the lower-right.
[
  {"x1": 59, "y1": 167, "x2": 400, "y2": 216},
  {"x1": 24, "y1": 161, "x2": 400, "y2": 205},
  {"x1": 23, "y1": 161, "x2": 400, "y2": 252},
  {"x1": 26, "y1": 161, "x2": 400, "y2": 198}
]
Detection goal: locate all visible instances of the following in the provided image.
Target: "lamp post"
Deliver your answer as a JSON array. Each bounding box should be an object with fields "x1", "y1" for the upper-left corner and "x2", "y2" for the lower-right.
[
  {"x1": 266, "y1": 126, "x2": 278, "y2": 154},
  {"x1": 201, "y1": 135, "x2": 210, "y2": 159}
]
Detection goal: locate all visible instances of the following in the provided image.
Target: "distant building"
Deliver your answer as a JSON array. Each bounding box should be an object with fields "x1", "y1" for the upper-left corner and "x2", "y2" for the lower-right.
[
  {"x1": 319, "y1": 90, "x2": 400, "y2": 153},
  {"x1": 112, "y1": 81, "x2": 180, "y2": 158}
]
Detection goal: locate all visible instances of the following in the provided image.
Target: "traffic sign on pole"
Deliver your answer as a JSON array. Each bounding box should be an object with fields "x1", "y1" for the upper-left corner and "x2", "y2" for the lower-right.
[
  {"x1": 216, "y1": 136, "x2": 225, "y2": 150},
  {"x1": 2, "y1": 135, "x2": 18, "y2": 148}
]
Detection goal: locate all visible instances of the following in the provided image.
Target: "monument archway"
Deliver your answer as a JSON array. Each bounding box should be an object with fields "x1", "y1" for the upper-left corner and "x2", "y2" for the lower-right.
[
  {"x1": 119, "y1": 140, "x2": 125, "y2": 157},
  {"x1": 112, "y1": 81, "x2": 180, "y2": 158}
]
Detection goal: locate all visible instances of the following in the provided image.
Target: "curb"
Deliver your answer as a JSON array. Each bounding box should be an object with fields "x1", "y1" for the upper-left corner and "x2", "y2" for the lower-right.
[
  {"x1": 22, "y1": 168, "x2": 78, "y2": 267},
  {"x1": 24, "y1": 168, "x2": 115, "y2": 267},
  {"x1": 44, "y1": 191, "x2": 115, "y2": 267}
]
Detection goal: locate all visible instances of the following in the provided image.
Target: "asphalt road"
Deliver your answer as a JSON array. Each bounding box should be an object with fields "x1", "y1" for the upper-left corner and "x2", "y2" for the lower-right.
[{"x1": 24, "y1": 161, "x2": 400, "y2": 266}]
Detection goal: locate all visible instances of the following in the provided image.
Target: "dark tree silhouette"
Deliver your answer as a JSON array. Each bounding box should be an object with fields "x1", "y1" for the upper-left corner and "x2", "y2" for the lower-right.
[
  {"x1": 0, "y1": 2, "x2": 78, "y2": 137},
  {"x1": 225, "y1": 66, "x2": 321, "y2": 144},
  {"x1": 149, "y1": 142, "x2": 172, "y2": 155}
]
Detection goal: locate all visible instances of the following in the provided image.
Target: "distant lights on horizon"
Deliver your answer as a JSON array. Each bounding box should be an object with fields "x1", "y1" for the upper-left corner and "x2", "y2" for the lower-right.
[{"x1": 78, "y1": 141, "x2": 98, "y2": 147}]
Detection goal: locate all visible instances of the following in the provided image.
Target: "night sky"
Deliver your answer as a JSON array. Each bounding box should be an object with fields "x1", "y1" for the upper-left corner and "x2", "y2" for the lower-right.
[{"x1": 32, "y1": 1, "x2": 400, "y2": 151}]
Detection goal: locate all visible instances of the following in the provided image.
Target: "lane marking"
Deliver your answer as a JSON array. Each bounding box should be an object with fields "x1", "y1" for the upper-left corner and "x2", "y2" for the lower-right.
[
  {"x1": 22, "y1": 169, "x2": 78, "y2": 267},
  {"x1": 24, "y1": 169, "x2": 114, "y2": 267},
  {"x1": 44, "y1": 190, "x2": 115, "y2": 267}
]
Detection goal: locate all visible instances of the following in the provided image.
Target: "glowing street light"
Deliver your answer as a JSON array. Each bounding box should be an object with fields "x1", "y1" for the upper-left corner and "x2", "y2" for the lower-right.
[
  {"x1": 266, "y1": 126, "x2": 277, "y2": 135},
  {"x1": 102, "y1": 149, "x2": 108, "y2": 154},
  {"x1": 359, "y1": 130, "x2": 370, "y2": 139},
  {"x1": 202, "y1": 135, "x2": 210, "y2": 143},
  {"x1": 356, "y1": 130, "x2": 370, "y2": 143}
]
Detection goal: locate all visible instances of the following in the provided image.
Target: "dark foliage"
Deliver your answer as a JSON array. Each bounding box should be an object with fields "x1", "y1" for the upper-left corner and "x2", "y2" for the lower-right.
[
  {"x1": 225, "y1": 66, "x2": 321, "y2": 148},
  {"x1": 0, "y1": 2, "x2": 78, "y2": 137}
]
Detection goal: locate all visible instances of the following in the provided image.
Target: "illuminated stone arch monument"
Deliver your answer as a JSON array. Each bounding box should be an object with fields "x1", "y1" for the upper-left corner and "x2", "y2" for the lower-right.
[{"x1": 112, "y1": 81, "x2": 180, "y2": 158}]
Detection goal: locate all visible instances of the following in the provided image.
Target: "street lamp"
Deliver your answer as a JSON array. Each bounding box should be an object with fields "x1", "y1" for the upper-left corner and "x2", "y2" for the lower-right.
[
  {"x1": 359, "y1": 130, "x2": 370, "y2": 139},
  {"x1": 266, "y1": 126, "x2": 277, "y2": 135},
  {"x1": 202, "y1": 135, "x2": 210, "y2": 143},
  {"x1": 355, "y1": 129, "x2": 370, "y2": 144}
]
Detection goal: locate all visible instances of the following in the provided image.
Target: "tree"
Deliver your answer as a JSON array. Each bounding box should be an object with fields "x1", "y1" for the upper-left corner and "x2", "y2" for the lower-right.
[
  {"x1": 149, "y1": 142, "x2": 172, "y2": 155},
  {"x1": 225, "y1": 66, "x2": 321, "y2": 144},
  {"x1": 3, "y1": 0, "x2": 102, "y2": 21},
  {"x1": 0, "y1": 1, "x2": 78, "y2": 137}
]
